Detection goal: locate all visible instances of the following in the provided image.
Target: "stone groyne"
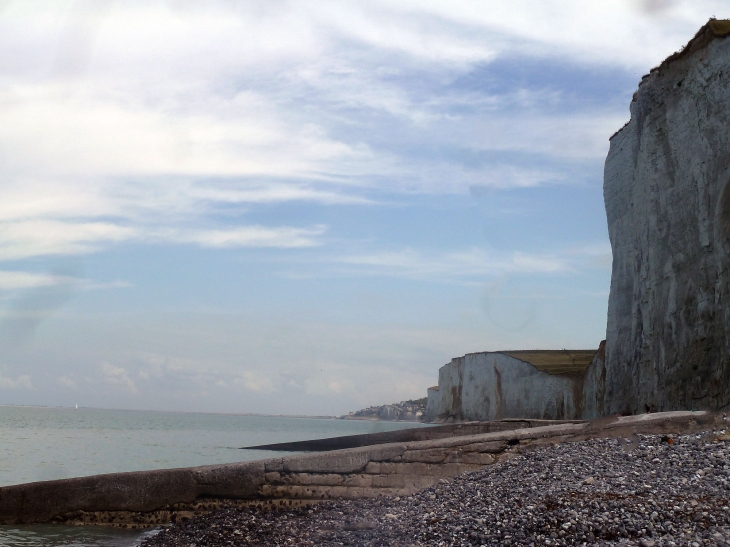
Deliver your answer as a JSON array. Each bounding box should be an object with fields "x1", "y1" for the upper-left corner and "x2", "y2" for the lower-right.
[{"x1": 0, "y1": 411, "x2": 718, "y2": 527}]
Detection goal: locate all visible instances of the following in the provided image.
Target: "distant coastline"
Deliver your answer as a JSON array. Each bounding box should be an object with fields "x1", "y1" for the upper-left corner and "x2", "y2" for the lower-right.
[
  {"x1": 0, "y1": 400, "x2": 435, "y2": 423},
  {"x1": 0, "y1": 403, "x2": 339, "y2": 420},
  {"x1": 341, "y1": 398, "x2": 427, "y2": 422},
  {"x1": 0, "y1": 401, "x2": 430, "y2": 422}
]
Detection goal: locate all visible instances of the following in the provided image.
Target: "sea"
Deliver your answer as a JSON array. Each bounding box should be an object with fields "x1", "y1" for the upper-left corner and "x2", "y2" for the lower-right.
[{"x1": 0, "y1": 405, "x2": 428, "y2": 547}]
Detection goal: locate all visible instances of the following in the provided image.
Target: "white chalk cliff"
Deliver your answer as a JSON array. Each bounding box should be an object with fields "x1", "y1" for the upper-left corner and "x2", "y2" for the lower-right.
[{"x1": 604, "y1": 20, "x2": 730, "y2": 414}]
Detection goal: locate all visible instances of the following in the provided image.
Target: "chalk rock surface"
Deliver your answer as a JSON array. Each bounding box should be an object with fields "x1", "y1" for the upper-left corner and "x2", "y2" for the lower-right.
[{"x1": 604, "y1": 20, "x2": 730, "y2": 415}]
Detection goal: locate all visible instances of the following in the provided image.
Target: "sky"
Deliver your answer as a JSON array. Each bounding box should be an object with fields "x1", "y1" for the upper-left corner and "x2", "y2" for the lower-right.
[{"x1": 0, "y1": 0, "x2": 726, "y2": 415}]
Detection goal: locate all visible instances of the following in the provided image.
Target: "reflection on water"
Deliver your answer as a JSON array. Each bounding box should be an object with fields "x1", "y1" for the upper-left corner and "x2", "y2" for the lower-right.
[{"x1": 0, "y1": 525, "x2": 155, "y2": 547}]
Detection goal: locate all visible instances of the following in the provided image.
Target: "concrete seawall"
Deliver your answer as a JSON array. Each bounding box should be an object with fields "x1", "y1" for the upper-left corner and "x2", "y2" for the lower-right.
[
  {"x1": 242, "y1": 419, "x2": 582, "y2": 451},
  {"x1": 0, "y1": 411, "x2": 720, "y2": 527}
]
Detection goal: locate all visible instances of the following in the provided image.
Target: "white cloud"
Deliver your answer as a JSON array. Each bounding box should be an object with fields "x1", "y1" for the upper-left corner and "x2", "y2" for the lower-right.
[
  {"x1": 332, "y1": 247, "x2": 570, "y2": 280},
  {"x1": 304, "y1": 373, "x2": 356, "y2": 396},
  {"x1": 0, "y1": 269, "x2": 129, "y2": 294},
  {"x1": 183, "y1": 182, "x2": 373, "y2": 206},
  {"x1": 171, "y1": 225, "x2": 327, "y2": 249},
  {"x1": 268, "y1": 242, "x2": 613, "y2": 284},
  {"x1": 0, "y1": 84, "x2": 370, "y2": 180},
  {"x1": 377, "y1": 0, "x2": 724, "y2": 69},
  {"x1": 232, "y1": 371, "x2": 277, "y2": 394},
  {"x1": 0, "y1": 374, "x2": 32, "y2": 390},
  {"x1": 0, "y1": 219, "x2": 327, "y2": 260},
  {"x1": 566, "y1": 243, "x2": 613, "y2": 258},
  {"x1": 99, "y1": 362, "x2": 138, "y2": 393},
  {"x1": 0, "y1": 0, "x2": 719, "y2": 261},
  {"x1": 57, "y1": 376, "x2": 76, "y2": 388},
  {"x1": 0, "y1": 270, "x2": 75, "y2": 290},
  {"x1": 458, "y1": 112, "x2": 628, "y2": 162},
  {"x1": 565, "y1": 243, "x2": 614, "y2": 268},
  {"x1": 80, "y1": 280, "x2": 133, "y2": 290},
  {"x1": 1, "y1": 3, "x2": 716, "y2": 176},
  {"x1": 0, "y1": 220, "x2": 135, "y2": 261}
]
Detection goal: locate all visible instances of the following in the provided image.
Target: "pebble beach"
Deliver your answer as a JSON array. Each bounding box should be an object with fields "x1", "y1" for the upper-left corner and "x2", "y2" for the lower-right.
[{"x1": 142, "y1": 431, "x2": 730, "y2": 547}]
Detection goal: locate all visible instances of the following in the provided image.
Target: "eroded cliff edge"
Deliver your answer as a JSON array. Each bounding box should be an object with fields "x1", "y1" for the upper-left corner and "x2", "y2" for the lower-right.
[{"x1": 604, "y1": 19, "x2": 730, "y2": 415}]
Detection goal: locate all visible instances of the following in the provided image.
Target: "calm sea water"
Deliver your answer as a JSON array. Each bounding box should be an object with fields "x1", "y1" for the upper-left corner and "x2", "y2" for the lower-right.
[{"x1": 0, "y1": 406, "x2": 427, "y2": 547}]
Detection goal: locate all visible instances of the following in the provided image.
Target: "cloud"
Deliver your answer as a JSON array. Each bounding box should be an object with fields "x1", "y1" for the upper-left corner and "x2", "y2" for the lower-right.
[
  {"x1": 57, "y1": 376, "x2": 76, "y2": 388},
  {"x1": 304, "y1": 374, "x2": 356, "y2": 396},
  {"x1": 272, "y1": 242, "x2": 612, "y2": 284},
  {"x1": 171, "y1": 225, "x2": 327, "y2": 249},
  {"x1": 565, "y1": 243, "x2": 613, "y2": 268},
  {"x1": 0, "y1": 298, "x2": 609, "y2": 414},
  {"x1": 232, "y1": 371, "x2": 277, "y2": 394},
  {"x1": 0, "y1": 220, "x2": 135, "y2": 261},
  {"x1": 385, "y1": 0, "x2": 717, "y2": 69},
  {"x1": 99, "y1": 362, "x2": 138, "y2": 393},
  {"x1": 0, "y1": 1, "x2": 646, "y2": 415},
  {"x1": 0, "y1": 219, "x2": 327, "y2": 261},
  {"x1": 0, "y1": 270, "x2": 75, "y2": 290},
  {"x1": 79, "y1": 280, "x2": 133, "y2": 290},
  {"x1": 0, "y1": 267, "x2": 128, "y2": 297},
  {"x1": 0, "y1": 0, "x2": 719, "y2": 261},
  {"x1": 0, "y1": 374, "x2": 32, "y2": 390},
  {"x1": 182, "y1": 181, "x2": 373, "y2": 206},
  {"x1": 637, "y1": 0, "x2": 677, "y2": 15},
  {"x1": 330, "y1": 247, "x2": 570, "y2": 281},
  {"x1": 457, "y1": 112, "x2": 628, "y2": 162},
  {"x1": 0, "y1": 262, "x2": 81, "y2": 351},
  {"x1": 0, "y1": 84, "x2": 370, "y2": 180}
]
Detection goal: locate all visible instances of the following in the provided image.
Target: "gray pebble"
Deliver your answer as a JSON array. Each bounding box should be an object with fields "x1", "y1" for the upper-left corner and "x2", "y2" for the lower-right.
[{"x1": 143, "y1": 431, "x2": 730, "y2": 547}]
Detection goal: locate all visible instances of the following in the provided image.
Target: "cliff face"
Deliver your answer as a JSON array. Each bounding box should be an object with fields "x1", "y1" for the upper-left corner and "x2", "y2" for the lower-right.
[
  {"x1": 604, "y1": 21, "x2": 730, "y2": 414},
  {"x1": 424, "y1": 350, "x2": 606, "y2": 422}
]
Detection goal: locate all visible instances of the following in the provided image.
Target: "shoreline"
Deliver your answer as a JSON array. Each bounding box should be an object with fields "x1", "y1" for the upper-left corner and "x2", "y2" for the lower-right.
[
  {"x1": 0, "y1": 411, "x2": 719, "y2": 528},
  {"x1": 143, "y1": 429, "x2": 730, "y2": 546}
]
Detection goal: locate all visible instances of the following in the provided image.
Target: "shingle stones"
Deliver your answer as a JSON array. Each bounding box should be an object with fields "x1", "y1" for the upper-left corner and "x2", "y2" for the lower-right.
[{"x1": 142, "y1": 431, "x2": 730, "y2": 547}]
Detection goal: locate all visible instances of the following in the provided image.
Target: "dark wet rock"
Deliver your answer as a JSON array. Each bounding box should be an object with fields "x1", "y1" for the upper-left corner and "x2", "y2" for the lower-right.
[{"x1": 143, "y1": 431, "x2": 730, "y2": 546}]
